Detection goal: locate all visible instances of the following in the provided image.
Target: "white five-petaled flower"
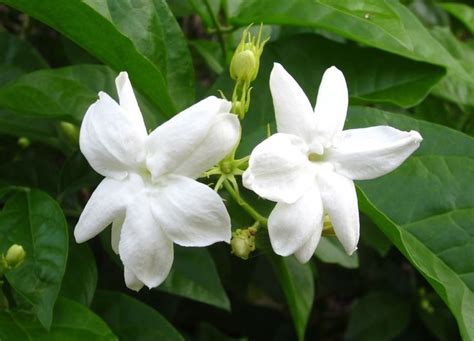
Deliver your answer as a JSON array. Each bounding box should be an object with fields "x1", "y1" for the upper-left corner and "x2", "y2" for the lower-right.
[
  {"x1": 74, "y1": 72, "x2": 240, "y2": 291},
  {"x1": 243, "y1": 63, "x2": 422, "y2": 262}
]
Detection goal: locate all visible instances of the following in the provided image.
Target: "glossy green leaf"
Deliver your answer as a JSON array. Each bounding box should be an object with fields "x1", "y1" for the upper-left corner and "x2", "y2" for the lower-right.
[
  {"x1": 93, "y1": 291, "x2": 184, "y2": 341},
  {"x1": 0, "y1": 31, "x2": 48, "y2": 86},
  {"x1": 0, "y1": 297, "x2": 117, "y2": 340},
  {"x1": 315, "y1": 237, "x2": 359, "y2": 269},
  {"x1": 346, "y1": 292, "x2": 411, "y2": 341},
  {"x1": 0, "y1": 189, "x2": 68, "y2": 329},
  {"x1": 270, "y1": 255, "x2": 314, "y2": 341},
  {"x1": 1, "y1": 0, "x2": 194, "y2": 116},
  {"x1": 345, "y1": 106, "x2": 474, "y2": 340},
  {"x1": 60, "y1": 242, "x2": 98, "y2": 307},
  {"x1": 158, "y1": 246, "x2": 231, "y2": 311},
  {"x1": 189, "y1": 40, "x2": 225, "y2": 75},
  {"x1": 440, "y1": 3, "x2": 474, "y2": 34},
  {"x1": 230, "y1": 0, "x2": 464, "y2": 74},
  {"x1": 0, "y1": 64, "x2": 164, "y2": 126},
  {"x1": 430, "y1": 27, "x2": 474, "y2": 108}
]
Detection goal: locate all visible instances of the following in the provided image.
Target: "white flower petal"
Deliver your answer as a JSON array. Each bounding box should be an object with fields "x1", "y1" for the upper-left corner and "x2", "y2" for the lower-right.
[
  {"x1": 111, "y1": 215, "x2": 125, "y2": 255},
  {"x1": 74, "y1": 176, "x2": 140, "y2": 243},
  {"x1": 173, "y1": 113, "x2": 240, "y2": 178},
  {"x1": 146, "y1": 96, "x2": 232, "y2": 179},
  {"x1": 243, "y1": 133, "x2": 315, "y2": 204},
  {"x1": 115, "y1": 72, "x2": 148, "y2": 137},
  {"x1": 80, "y1": 91, "x2": 147, "y2": 179},
  {"x1": 268, "y1": 186, "x2": 323, "y2": 257},
  {"x1": 327, "y1": 126, "x2": 422, "y2": 180},
  {"x1": 150, "y1": 175, "x2": 231, "y2": 247},
  {"x1": 314, "y1": 66, "x2": 348, "y2": 145},
  {"x1": 270, "y1": 63, "x2": 316, "y2": 142},
  {"x1": 124, "y1": 267, "x2": 145, "y2": 292},
  {"x1": 119, "y1": 195, "x2": 174, "y2": 289},
  {"x1": 294, "y1": 225, "x2": 323, "y2": 264},
  {"x1": 317, "y1": 169, "x2": 359, "y2": 255}
]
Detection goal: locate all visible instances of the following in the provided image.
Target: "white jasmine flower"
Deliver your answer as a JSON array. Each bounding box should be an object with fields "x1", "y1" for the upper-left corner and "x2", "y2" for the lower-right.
[
  {"x1": 243, "y1": 63, "x2": 422, "y2": 262},
  {"x1": 74, "y1": 72, "x2": 240, "y2": 291}
]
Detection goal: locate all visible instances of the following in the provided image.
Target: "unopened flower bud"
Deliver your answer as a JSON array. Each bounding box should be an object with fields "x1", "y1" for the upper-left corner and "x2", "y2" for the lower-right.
[
  {"x1": 17, "y1": 137, "x2": 30, "y2": 149},
  {"x1": 5, "y1": 244, "x2": 26, "y2": 269},
  {"x1": 60, "y1": 121, "x2": 79, "y2": 145},
  {"x1": 231, "y1": 50, "x2": 258, "y2": 82},
  {"x1": 231, "y1": 228, "x2": 257, "y2": 260}
]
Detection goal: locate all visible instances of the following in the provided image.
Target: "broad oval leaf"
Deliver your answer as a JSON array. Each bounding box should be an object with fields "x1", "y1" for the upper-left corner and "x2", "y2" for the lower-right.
[
  {"x1": 230, "y1": 0, "x2": 464, "y2": 75},
  {"x1": 440, "y1": 3, "x2": 474, "y2": 34},
  {"x1": 346, "y1": 106, "x2": 474, "y2": 340},
  {"x1": 0, "y1": 31, "x2": 48, "y2": 86},
  {"x1": 2, "y1": 0, "x2": 195, "y2": 116},
  {"x1": 60, "y1": 242, "x2": 98, "y2": 307},
  {"x1": 158, "y1": 246, "x2": 231, "y2": 311},
  {"x1": 0, "y1": 189, "x2": 68, "y2": 329},
  {"x1": 346, "y1": 292, "x2": 411, "y2": 341},
  {"x1": 270, "y1": 255, "x2": 314, "y2": 341},
  {"x1": 0, "y1": 64, "x2": 164, "y2": 126},
  {"x1": 93, "y1": 291, "x2": 184, "y2": 341},
  {"x1": 0, "y1": 297, "x2": 117, "y2": 340}
]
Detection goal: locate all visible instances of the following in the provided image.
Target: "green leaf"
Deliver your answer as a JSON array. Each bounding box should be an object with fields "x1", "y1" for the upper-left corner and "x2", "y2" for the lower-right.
[
  {"x1": 0, "y1": 297, "x2": 117, "y2": 340},
  {"x1": 315, "y1": 236, "x2": 359, "y2": 269},
  {"x1": 0, "y1": 189, "x2": 69, "y2": 329},
  {"x1": 345, "y1": 106, "x2": 474, "y2": 340},
  {"x1": 60, "y1": 242, "x2": 98, "y2": 307},
  {"x1": 92, "y1": 291, "x2": 184, "y2": 341},
  {"x1": 158, "y1": 246, "x2": 231, "y2": 311},
  {"x1": 440, "y1": 3, "x2": 474, "y2": 34},
  {"x1": 189, "y1": 40, "x2": 225, "y2": 75},
  {"x1": 429, "y1": 27, "x2": 474, "y2": 108},
  {"x1": 0, "y1": 64, "x2": 164, "y2": 126},
  {"x1": 0, "y1": 31, "x2": 48, "y2": 86},
  {"x1": 230, "y1": 0, "x2": 464, "y2": 74},
  {"x1": 345, "y1": 292, "x2": 411, "y2": 341},
  {"x1": 270, "y1": 255, "x2": 314, "y2": 341},
  {"x1": 2, "y1": 0, "x2": 194, "y2": 116}
]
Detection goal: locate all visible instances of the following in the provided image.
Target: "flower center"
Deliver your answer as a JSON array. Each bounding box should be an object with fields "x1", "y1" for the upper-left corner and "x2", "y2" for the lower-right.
[{"x1": 308, "y1": 152, "x2": 324, "y2": 162}]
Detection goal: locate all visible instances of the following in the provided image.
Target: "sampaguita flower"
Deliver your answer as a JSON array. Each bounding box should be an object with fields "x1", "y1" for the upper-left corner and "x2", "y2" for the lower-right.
[
  {"x1": 243, "y1": 63, "x2": 422, "y2": 262},
  {"x1": 74, "y1": 72, "x2": 240, "y2": 291}
]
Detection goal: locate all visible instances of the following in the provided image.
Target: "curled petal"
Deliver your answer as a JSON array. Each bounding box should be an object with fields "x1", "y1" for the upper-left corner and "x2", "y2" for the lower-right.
[
  {"x1": 119, "y1": 195, "x2": 174, "y2": 289},
  {"x1": 294, "y1": 225, "x2": 323, "y2": 264},
  {"x1": 80, "y1": 92, "x2": 147, "y2": 179},
  {"x1": 327, "y1": 126, "x2": 422, "y2": 180},
  {"x1": 268, "y1": 186, "x2": 323, "y2": 257},
  {"x1": 150, "y1": 175, "x2": 231, "y2": 246},
  {"x1": 115, "y1": 72, "x2": 148, "y2": 138},
  {"x1": 243, "y1": 133, "x2": 315, "y2": 204},
  {"x1": 314, "y1": 66, "x2": 348, "y2": 145},
  {"x1": 111, "y1": 215, "x2": 125, "y2": 255},
  {"x1": 173, "y1": 113, "x2": 240, "y2": 179},
  {"x1": 317, "y1": 169, "x2": 359, "y2": 255},
  {"x1": 146, "y1": 96, "x2": 232, "y2": 179},
  {"x1": 270, "y1": 63, "x2": 316, "y2": 142},
  {"x1": 124, "y1": 267, "x2": 144, "y2": 292},
  {"x1": 74, "y1": 175, "x2": 141, "y2": 243}
]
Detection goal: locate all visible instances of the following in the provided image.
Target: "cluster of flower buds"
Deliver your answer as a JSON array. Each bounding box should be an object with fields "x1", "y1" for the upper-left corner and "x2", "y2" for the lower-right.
[
  {"x1": 229, "y1": 25, "x2": 268, "y2": 119},
  {"x1": 230, "y1": 227, "x2": 257, "y2": 260}
]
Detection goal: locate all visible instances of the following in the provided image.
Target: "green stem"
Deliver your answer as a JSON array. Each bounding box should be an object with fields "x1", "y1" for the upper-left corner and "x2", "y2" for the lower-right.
[
  {"x1": 223, "y1": 180, "x2": 267, "y2": 226},
  {"x1": 202, "y1": 0, "x2": 227, "y2": 60}
]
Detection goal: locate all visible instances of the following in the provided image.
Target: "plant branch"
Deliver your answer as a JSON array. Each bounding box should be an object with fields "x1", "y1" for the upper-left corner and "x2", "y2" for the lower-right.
[{"x1": 223, "y1": 180, "x2": 267, "y2": 226}]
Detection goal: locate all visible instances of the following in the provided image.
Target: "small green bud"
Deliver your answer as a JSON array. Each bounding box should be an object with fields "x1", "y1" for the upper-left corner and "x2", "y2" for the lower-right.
[
  {"x1": 60, "y1": 121, "x2": 79, "y2": 145},
  {"x1": 5, "y1": 244, "x2": 26, "y2": 269},
  {"x1": 230, "y1": 25, "x2": 268, "y2": 83},
  {"x1": 230, "y1": 50, "x2": 257, "y2": 81},
  {"x1": 231, "y1": 228, "x2": 257, "y2": 260},
  {"x1": 17, "y1": 137, "x2": 30, "y2": 149}
]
